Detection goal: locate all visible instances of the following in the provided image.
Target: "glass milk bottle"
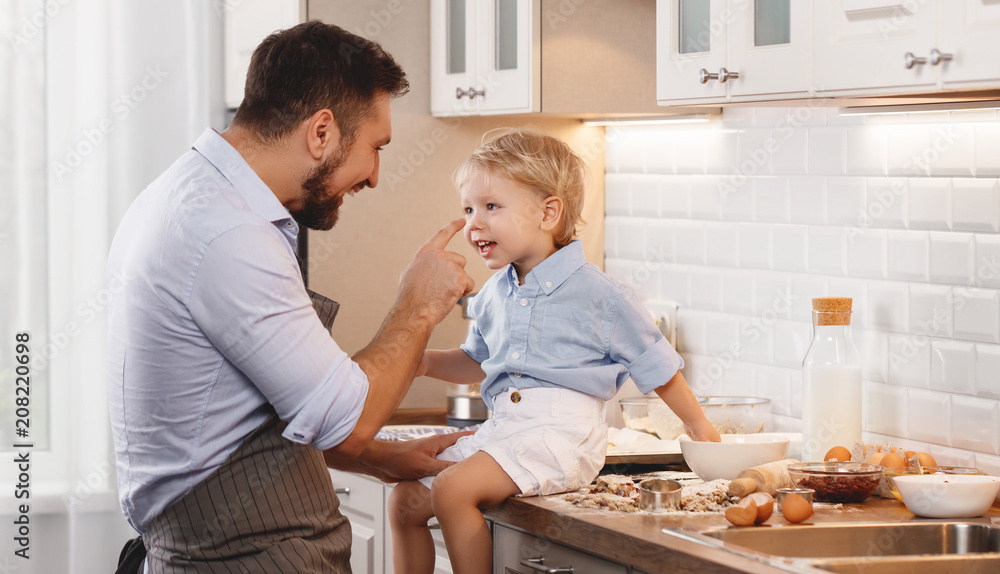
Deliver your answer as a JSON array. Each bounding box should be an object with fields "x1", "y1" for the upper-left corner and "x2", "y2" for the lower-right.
[{"x1": 801, "y1": 297, "x2": 862, "y2": 462}]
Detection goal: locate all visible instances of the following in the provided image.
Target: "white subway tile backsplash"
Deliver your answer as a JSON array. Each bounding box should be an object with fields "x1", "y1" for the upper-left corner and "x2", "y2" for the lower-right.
[
  {"x1": 738, "y1": 223, "x2": 772, "y2": 269},
  {"x1": 974, "y1": 452, "x2": 1000, "y2": 477},
  {"x1": 687, "y1": 176, "x2": 719, "y2": 220},
  {"x1": 689, "y1": 268, "x2": 724, "y2": 312},
  {"x1": 772, "y1": 225, "x2": 808, "y2": 272},
  {"x1": 607, "y1": 109, "x2": 1000, "y2": 466},
  {"x1": 952, "y1": 179, "x2": 1000, "y2": 233},
  {"x1": 930, "y1": 340, "x2": 975, "y2": 395},
  {"x1": 807, "y1": 226, "x2": 846, "y2": 275},
  {"x1": 953, "y1": 287, "x2": 1000, "y2": 344},
  {"x1": 755, "y1": 177, "x2": 790, "y2": 223},
  {"x1": 865, "y1": 382, "x2": 907, "y2": 438},
  {"x1": 976, "y1": 344, "x2": 1000, "y2": 400},
  {"x1": 674, "y1": 220, "x2": 706, "y2": 264},
  {"x1": 826, "y1": 177, "x2": 867, "y2": 226},
  {"x1": 631, "y1": 174, "x2": 663, "y2": 218},
  {"x1": 950, "y1": 395, "x2": 998, "y2": 455},
  {"x1": 846, "y1": 228, "x2": 887, "y2": 279},
  {"x1": 888, "y1": 333, "x2": 931, "y2": 388},
  {"x1": 929, "y1": 231, "x2": 974, "y2": 285},
  {"x1": 724, "y1": 269, "x2": 757, "y2": 315},
  {"x1": 908, "y1": 284, "x2": 953, "y2": 338},
  {"x1": 865, "y1": 178, "x2": 908, "y2": 229},
  {"x1": 974, "y1": 123, "x2": 1000, "y2": 177},
  {"x1": 907, "y1": 178, "x2": 952, "y2": 231},
  {"x1": 887, "y1": 125, "x2": 932, "y2": 177},
  {"x1": 907, "y1": 389, "x2": 951, "y2": 445},
  {"x1": 928, "y1": 124, "x2": 974, "y2": 177},
  {"x1": 788, "y1": 177, "x2": 827, "y2": 225},
  {"x1": 807, "y1": 127, "x2": 847, "y2": 176},
  {"x1": 887, "y1": 230, "x2": 929, "y2": 282},
  {"x1": 845, "y1": 125, "x2": 887, "y2": 176}
]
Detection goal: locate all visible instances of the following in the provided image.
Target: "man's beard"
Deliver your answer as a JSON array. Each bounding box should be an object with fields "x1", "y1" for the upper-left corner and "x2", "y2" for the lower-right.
[{"x1": 292, "y1": 145, "x2": 349, "y2": 231}]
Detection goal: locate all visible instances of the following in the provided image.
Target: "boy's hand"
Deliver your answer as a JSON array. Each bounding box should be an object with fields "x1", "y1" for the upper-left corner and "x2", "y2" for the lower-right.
[
  {"x1": 414, "y1": 351, "x2": 430, "y2": 379},
  {"x1": 684, "y1": 421, "x2": 721, "y2": 442}
]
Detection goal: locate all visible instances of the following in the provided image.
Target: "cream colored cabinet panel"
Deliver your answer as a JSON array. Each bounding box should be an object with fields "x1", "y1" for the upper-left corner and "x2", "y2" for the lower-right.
[
  {"x1": 430, "y1": 0, "x2": 539, "y2": 116},
  {"x1": 657, "y1": 0, "x2": 728, "y2": 103},
  {"x1": 726, "y1": 0, "x2": 811, "y2": 101},
  {"x1": 493, "y1": 523, "x2": 629, "y2": 573},
  {"x1": 329, "y1": 469, "x2": 387, "y2": 574},
  {"x1": 938, "y1": 0, "x2": 1000, "y2": 88},
  {"x1": 812, "y1": 0, "x2": 940, "y2": 95}
]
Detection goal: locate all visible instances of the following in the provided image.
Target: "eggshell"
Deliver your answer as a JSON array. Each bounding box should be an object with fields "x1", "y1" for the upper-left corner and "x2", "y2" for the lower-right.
[
  {"x1": 825, "y1": 446, "x2": 852, "y2": 462},
  {"x1": 904, "y1": 450, "x2": 916, "y2": 460},
  {"x1": 781, "y1": 493, "x2": 814, "y2": 523},
  {"x1": 916, "y1": 452, "x2": 937, "y2": 467},
  {"x1": 745, "y1": 492, "x2": 775, "y2": 523},
  {"x1": 880, "y1": 453, "x2": 906, "y2": 468},
  {"x1": 726, "y1": 500, "x2": 758, "y2": 526}
]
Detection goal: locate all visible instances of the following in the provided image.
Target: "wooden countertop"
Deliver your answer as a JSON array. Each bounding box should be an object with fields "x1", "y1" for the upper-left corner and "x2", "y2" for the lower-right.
[{"x1": 485, "y1": 490, "x2": 1000, "y2": 574}]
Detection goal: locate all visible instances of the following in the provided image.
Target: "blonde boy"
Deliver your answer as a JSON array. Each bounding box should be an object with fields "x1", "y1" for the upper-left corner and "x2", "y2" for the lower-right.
[{"x1": 388, "y1": 128, "x2": 719, "y2": 573}]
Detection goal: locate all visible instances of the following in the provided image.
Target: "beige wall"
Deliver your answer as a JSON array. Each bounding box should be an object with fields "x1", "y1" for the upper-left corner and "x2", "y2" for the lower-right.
[{"x1": 306, "y1": 0, "x2": 606, "y2": 408}]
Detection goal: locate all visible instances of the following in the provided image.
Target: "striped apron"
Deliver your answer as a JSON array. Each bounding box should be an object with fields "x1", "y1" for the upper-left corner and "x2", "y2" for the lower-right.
[{"x1": 118, "y1": 289, "x2": 351, "y2": 573}]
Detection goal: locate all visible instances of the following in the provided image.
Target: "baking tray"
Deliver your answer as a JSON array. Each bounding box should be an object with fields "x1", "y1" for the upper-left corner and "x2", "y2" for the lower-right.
[{"x1": 605, "y1": 451, "x2": 685, "y2": 465}]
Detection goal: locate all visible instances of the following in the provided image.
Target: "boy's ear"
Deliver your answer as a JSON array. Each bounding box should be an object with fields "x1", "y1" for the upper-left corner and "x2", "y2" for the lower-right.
[{"x1": 539, "y1": 196, "x2": 564, "y2": 232}]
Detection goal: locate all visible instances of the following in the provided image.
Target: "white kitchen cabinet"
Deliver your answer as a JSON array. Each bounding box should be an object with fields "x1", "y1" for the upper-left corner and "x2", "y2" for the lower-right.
[
  {"x1": 813, "y1": 0, "x2": 1000, "y2": 96},
  {"x1": 329, "y1": 469, "x2": 453, "y2": 573},
  {"x1": 223, "y1": 0, "x2": 305, "y2": 108},
  {"x1": 493, "y1": 523, "x2": 630, "y2": 573},
  {"x1": 656, "y1": 0, "x2": 811, "y2": 105},
  {"x1": 430, "y1": 0, "x2": 540, "y2": 116}
]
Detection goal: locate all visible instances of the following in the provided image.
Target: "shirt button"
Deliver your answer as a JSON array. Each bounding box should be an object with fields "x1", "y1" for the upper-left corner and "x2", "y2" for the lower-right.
[
  {"x1": 511, "y1": 352, "x2": 520, "y2": 360},
  {"x1": 514, "y1": 373, "x2": 522, "y2": 378},
  {"x1": 520, "y1": 298, "x2": 528, "y2": 306},
  {"x1": 546, "y1": 281, "x2": 553, "y2": 288},
  {"x1": 510, "y1": 391, "x2": 521, "y2": 403}
]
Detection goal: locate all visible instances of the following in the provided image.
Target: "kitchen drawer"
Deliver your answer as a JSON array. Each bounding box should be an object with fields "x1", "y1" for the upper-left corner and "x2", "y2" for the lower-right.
[
  {"x1": 329, "y1": 469, "x2": 384, "y2": 521},
  {"x1": 493, "y1": 523, "x2": 629, "y2": 574}
]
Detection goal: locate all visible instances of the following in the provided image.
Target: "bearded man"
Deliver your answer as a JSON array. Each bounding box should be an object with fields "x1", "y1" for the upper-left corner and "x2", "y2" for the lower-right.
[{"x1": 107, "y1": 21, "x2": 474, "y2": 573}]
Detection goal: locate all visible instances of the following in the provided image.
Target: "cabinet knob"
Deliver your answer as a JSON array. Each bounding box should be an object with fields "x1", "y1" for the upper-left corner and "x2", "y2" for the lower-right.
[
  {"x1": 718, "y1": 67, "x2": 740, "y2": 83},
  {"x1": 334, "y1": 487, "x2": 350, "y2": 495},
  {"x1": 930, "y1": 48, "x2": 953, "y2": 66},
  {"x1": 698, "y1": 68, "x2": 717, "y2": 84},
  {"x1": 520, "y1": 557, "x2": 574, "y2": 573},
  {"x1": 455, "y1": 86, "x2": 487, "y2": 99},
  {"x1": 904, "y1": 52, "x2": 927, "y2": 69}
]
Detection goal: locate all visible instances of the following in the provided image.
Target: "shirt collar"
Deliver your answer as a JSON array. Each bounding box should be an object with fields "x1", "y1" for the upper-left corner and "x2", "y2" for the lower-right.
[
  {"x1": 502, "y1": 240, "x2": 587, "y2": 296},
  {"x1": 192, "y1": 129, "x2": 296, "y2": 227}
]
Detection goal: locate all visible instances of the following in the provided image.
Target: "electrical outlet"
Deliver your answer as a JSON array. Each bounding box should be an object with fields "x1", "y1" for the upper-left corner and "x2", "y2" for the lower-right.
[{"x1": 647, "y1": 300, "x2": 679, "y2": 349}]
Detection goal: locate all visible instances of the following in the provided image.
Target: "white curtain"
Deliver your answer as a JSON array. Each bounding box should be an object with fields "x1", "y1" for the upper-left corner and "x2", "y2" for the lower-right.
[{"x1": 1, "y1": 1, "x2": 225, "y2": 571}]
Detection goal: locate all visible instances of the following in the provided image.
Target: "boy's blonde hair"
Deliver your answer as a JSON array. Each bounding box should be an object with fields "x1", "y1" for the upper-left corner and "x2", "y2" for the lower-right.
[{"x1": 454, "y1": 128, "x2": 587, "y2": 247}]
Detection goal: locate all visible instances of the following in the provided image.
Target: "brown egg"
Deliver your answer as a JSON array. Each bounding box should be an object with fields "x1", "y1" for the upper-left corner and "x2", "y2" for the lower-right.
[
  {"x1": 916, "y1": 452, "x2": 937, "y2": 467},
  {"x1": 782, "y1": 493, "x2": 814, "y2": 523},
  {"x1": 825, "y1": 446, "x2": 852, "y2": 462},
  {"x1": 865, "y1": 452, "x2": 886, "y2": 466},
  {"x1": 726, "y1": 500, "x2": 758, "y2": 526},
  {"x1": 746, "y1": 492, "x2": 775, "y2": 523},
  {"x1": 904, "y1": 450, "x2": 917, "y2": 460},
  {"x1": 880, "y1": 453, "x2": 906, "y2": 468}
]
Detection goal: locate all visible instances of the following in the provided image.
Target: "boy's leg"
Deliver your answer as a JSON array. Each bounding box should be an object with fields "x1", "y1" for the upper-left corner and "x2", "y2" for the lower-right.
[
  {"x1": 431, "y1": 451, "x2": 521, "y2": 574},
  {"x1": 388, "y1": 480, "x2": 436, "y2": 574}
]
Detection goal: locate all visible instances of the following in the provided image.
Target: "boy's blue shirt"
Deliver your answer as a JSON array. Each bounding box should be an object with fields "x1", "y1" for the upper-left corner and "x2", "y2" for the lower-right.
[{"x1": 461, "y1": 240, "x2": 684, "y2": 410}]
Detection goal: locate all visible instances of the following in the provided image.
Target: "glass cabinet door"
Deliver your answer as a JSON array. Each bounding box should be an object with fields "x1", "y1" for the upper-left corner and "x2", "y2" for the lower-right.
[
  {"x1": 656, "y1": 0, "x2": 727, "y2": 102},
  {"x1": 476, "y1": 0, "x2": 535, "y2": 114},
  {"x1": 726, "y1": 0, "x2": 810, "y2": 99},
  {"x1": 430, "y1": 0, "x2": 478, "y2": 115}
]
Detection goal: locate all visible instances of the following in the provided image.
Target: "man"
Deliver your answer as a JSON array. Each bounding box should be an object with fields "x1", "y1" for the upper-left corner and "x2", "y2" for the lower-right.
[{"x1": 107, "y1": 21, "x2": 475, "y2": 572}]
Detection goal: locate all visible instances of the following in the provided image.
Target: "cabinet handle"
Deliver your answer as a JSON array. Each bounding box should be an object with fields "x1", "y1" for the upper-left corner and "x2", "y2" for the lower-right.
[
  {"x1": 699, "y1": 68, "x2": 739, "y2": 84},
  {"x1": 519, "y1": 557, "x2": 573, "y2": 574},
  {"x1": 718, "y1": 67, "x2": 740, "y2": 83},
  {"x1": 904, "y1": 52, "x2": 927, "y2": 69},
  {"x1": 929, "y1": 48, "x2": 953, "y2": 66},
  {"x1": 334, "y1": 487, "x2": 350, "y2": 495},
  {"x1": 455, "y1": 86, "x2": 487, "y2": 99}
]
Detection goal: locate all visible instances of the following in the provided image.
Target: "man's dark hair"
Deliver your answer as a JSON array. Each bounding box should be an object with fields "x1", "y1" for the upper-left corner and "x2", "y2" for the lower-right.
[{"x1": 232, "y1": 20, "x2": 408, "y2": 146}]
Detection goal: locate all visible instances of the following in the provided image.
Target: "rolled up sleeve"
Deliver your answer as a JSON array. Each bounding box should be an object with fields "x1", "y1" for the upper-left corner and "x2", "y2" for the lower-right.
[
  {"x1": 188, "y1": 224, "x2": 368, "y2": 450},
  {"x1": 609, "y1": 287, "x2": 684, "y2": 394}
]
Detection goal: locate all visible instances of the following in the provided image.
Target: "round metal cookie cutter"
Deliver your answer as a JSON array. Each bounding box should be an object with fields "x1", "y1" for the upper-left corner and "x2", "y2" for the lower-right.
[{"x1": 638, "y1": 478, "x2": 682, "y2": 513}]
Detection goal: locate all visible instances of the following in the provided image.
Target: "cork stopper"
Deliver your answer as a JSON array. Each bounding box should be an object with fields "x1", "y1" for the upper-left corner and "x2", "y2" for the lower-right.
[{"x1": 812, "y1": 297, "x2": 853, "y2": 326}]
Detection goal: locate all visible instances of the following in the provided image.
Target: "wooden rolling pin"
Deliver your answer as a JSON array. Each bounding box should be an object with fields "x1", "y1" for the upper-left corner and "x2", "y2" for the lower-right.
[{"x1": 733, "y1": 459, "x2": 799, "y2": 496}]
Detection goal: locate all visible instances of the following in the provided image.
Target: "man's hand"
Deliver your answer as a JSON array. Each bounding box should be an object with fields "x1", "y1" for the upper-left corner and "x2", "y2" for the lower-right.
[
  {"x1": 396, "y1": 219, "x2": 475, "y2": 328},
  {"x1": 325, "y1": 431, "x2": 475, "y2": 482}
]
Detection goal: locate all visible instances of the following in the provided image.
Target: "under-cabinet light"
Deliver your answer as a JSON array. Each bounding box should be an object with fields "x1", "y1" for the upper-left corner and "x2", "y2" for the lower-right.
[
  {"x1": 839, "y1": 101, "x2": 1000, "y2": 116},
  {"x1": 581, "y1": 114, "x2": 715, "y2": 127}
]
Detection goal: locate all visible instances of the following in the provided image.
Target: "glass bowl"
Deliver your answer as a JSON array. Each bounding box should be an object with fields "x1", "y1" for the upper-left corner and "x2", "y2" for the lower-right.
[
  {"x1": 618, "y1": 398, "x2": 659, "y2": 435},
  {"x1": 622, "y1": 396, "x2": 771, "y2": 440},
  {"x1": 786, "y1": 462, "x2": 883, "y2": 503},
  {"x1": 882, "y1": 466, "x2": 983, "y2": 501}
]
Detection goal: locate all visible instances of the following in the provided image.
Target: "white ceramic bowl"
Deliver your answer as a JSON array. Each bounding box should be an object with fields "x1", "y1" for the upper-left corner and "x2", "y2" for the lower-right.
[
  {"x1": 892, "y1": 474, "x2": 1000, "y2": 518},
  {"x1": 678, "y1": 433, "x2": 790, "y2": 481}
]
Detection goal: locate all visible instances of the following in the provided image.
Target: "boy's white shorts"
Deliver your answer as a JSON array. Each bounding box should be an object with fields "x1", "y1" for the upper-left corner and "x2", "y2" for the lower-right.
[{"x1": 418, "y1": 387, "x2": 608, "y2": 497}]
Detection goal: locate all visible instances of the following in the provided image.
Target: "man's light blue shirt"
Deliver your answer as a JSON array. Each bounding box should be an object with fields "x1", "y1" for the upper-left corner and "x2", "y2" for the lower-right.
[
  {"x1": 461, "y1": 240, "x2": 683, "y2": 411},
  {"x1": 106, "y1": 129, "x2": 369, "y2": 533}
]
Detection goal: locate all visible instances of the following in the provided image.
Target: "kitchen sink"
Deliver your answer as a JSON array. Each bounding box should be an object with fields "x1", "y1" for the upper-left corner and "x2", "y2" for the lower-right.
[
  {"x1": 809, "y1": 554, "x2": 1000, "y2": 574},
  {"x1": 700, "y1": 521, "x2": 1000, "y2": 558}
]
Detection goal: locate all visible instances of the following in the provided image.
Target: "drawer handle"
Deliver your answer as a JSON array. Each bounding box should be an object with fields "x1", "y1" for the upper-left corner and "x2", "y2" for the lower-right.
[
  {"x1": 698, "y1": 68, "x2": 739, "y2": 84},
  {"x1": 929, "y1": 48, "x2": 953, "y2": 66},
  {"x1": 334, "y1": 487, "x2": 350, "y2": 495},
  {"x1": 904, "y1": 51, "x2": 927, "y2": 69},
  {"x1": 455, "y1": 86, "x2": 486, "y2": 99},
  {"x1": 520, "y1": 557, "x2": 574, "y2": 574}
]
